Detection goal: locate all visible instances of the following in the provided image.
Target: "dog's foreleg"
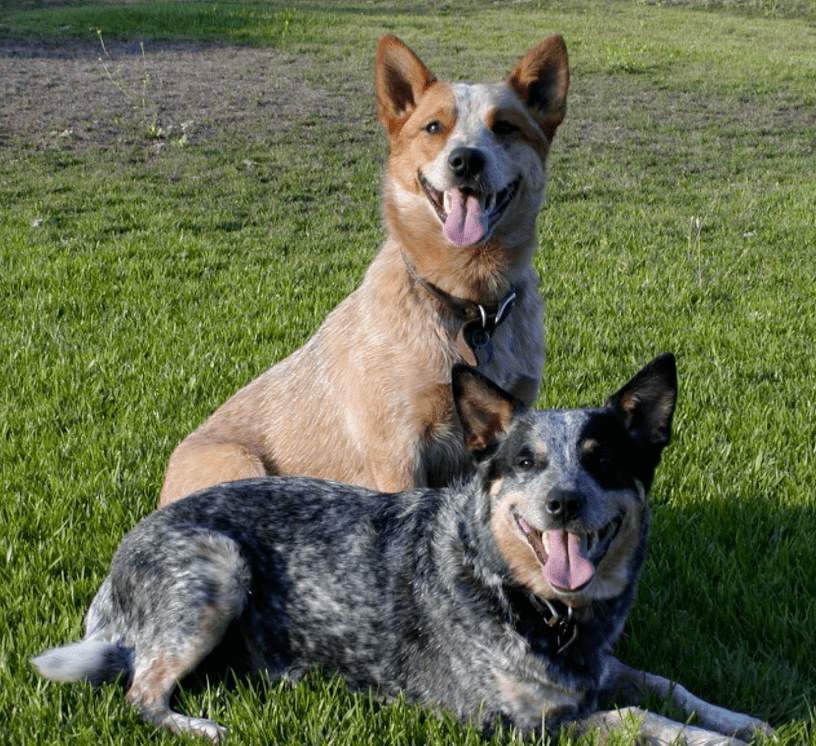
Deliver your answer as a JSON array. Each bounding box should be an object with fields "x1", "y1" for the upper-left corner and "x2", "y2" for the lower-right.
[
  {"x1": 602, "y1": 658, "x2": 772, "y2": 742},
  {"x1": 578, "y1": 706, "x2": 749, "y2": 746}
]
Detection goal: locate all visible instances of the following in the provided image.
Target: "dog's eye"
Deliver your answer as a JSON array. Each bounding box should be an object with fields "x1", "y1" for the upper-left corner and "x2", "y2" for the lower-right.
[
  {"x1": 589, "y1": 450, "x2": 613, "y2": 469},
  {"x1": 424, "y1": 120, "x2": 444, "y2": 135},
  {"x1": 492, "y1": 120, "x2": 519, "y2": 137},
  {"x1": 514, "y1": 455, "x2": 537, "y2": 471},
  {"x1": 592, "y1": 455, "x2": 619, "y2": 482}
]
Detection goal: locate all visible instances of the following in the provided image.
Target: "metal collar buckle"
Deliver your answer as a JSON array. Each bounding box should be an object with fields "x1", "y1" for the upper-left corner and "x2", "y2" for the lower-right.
[
  {"x1": 399, "y1": 249, "x2": 517, "y2": 369},
  {"x1": 542, "y1": 598, "x2": 579, "y2": 656}
]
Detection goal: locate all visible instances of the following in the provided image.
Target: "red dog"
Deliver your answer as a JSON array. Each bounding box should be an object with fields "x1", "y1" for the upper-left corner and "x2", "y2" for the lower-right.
[{"x1": 160, "y1": 34, "x2": 569, "y2": 506}]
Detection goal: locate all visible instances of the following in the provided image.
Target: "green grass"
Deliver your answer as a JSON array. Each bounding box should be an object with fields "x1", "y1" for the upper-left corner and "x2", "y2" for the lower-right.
[{"x1": 1, "y1": 0, "x2": 815, "y2": 744}]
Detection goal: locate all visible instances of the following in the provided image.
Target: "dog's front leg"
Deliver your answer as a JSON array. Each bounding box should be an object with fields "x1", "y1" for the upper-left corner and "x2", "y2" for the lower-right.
[
  {"x1": 601, "y1": 657, "x2": 772, "y2": 742},
  {"x1": 576, "y1": 707, "x2": 749, "y2": 746}
]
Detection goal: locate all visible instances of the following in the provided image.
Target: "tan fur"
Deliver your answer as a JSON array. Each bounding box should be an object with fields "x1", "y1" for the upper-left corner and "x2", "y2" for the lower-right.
[
  {"x1": 491, "y1": 486, "x2": 646, "y2": 605},
  {"x1": 160, "y1": 35, "x2": 569, "y2": 505},
  {"x1": 127, "y1": 645, "x2": 227, "y2": 741},
  {"x1": 492, "y1": 490, "x2": 547, "y2": 594},
  {"x1": 493, "y1": 667, "x2": 588, "y2": 726}
]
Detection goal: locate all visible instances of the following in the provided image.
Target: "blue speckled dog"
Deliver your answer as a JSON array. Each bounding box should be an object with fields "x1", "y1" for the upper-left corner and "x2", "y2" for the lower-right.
[{"x1": 32, "y1": 356, "x2": 769, "y2": 744}]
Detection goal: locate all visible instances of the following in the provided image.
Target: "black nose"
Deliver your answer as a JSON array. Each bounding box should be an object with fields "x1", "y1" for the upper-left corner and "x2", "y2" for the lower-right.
[
  {"x1": 448, "y1": 147, "x2": 485, "y2": 180},
  {"x1": 546, "y1": 488, "x2": 583, "y2": 523}
]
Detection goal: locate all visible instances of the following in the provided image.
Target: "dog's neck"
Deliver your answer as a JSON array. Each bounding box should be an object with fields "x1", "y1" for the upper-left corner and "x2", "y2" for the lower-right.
[
  {"x1": 502, "y1": 586, "x2": 580, "y2": 656},
  {"x1": 399, "y1": 248, "x2": 517, "y2": 367}
]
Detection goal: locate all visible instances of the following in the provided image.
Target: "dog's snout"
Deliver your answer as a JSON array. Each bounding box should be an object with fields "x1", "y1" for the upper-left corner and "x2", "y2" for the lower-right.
[
  {"x1": 546, "y1": 487, "x2": 583, "y2": 523},
  {"x1": 448, "y1": 147, "x2": 485, "y2": 180}
]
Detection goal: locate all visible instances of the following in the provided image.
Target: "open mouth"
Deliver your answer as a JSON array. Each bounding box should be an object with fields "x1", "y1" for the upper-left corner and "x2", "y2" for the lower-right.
[
  {"x1": 420, "y1": 173, "x2": 521, "y2": 248},
  {"x1": 514, "y1": 511, "x2": 623, "y2": 592}
]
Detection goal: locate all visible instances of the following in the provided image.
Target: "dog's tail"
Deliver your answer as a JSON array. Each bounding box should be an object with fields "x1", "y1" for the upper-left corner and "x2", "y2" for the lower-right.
[{"x1": 31, "y1": 639, "x2": 132, "y2": 687}]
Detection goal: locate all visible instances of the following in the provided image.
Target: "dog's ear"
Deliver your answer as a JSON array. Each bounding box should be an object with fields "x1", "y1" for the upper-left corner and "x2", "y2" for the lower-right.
[
  {"x1": 507, "y1": 34, "x2": 569, "y2": 144},
  {"x1": 452, "y1": 365, "x2": 521, "y2": 459},
  {"x1": 375, "y1": 35, "x2": 437, "y2": 137},
  {"x1": 605, "y1": 353, "x2": 677, "y2": 450}
]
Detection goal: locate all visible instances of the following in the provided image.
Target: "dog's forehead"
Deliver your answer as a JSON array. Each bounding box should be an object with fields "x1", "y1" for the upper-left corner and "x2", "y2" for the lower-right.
[
  {"x1": 451, "y1": 82, "x2": 526, "y2": 112},
  {"x1": 449, "y1": 82, "x2": 527, "y2": 133},
  {"x1": 524, "y1": 408, "x2": 613, "y2": 458}
]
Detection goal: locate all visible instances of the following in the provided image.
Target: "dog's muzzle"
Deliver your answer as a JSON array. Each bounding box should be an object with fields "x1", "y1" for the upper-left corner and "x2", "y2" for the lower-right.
[
  {"x1": 420, "y1": 173, "x2": 521, "y2": 248},
  {"x1": 514, "y1": 512, "x2": 623, "y2": 592}
]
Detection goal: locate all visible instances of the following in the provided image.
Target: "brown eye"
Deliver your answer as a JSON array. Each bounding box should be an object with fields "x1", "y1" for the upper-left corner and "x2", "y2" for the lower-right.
[
  {"x1": 514, "y1": 451, "x2": 540, "y2": 471},
  {"x1": 492, "y1": 120, "x2": 518, "y2": 137},
  {"x1": 424, "y1": 120, "x2": 444, "y2": 135}
]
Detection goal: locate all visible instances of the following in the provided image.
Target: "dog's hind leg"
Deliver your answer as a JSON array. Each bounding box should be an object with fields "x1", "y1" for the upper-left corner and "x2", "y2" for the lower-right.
[
  {"x1": 159, "y1": 436, "x2": 269, "y2": 506},
  {"x1": 122, "y1": 532, "x2": 251, "y2": 742},
  {"x1": 126, "y1": 628, "x2": 231, "y2": 742},
  {"x1": 600, "y1": 657, "x2": 772, "y2": 743}
]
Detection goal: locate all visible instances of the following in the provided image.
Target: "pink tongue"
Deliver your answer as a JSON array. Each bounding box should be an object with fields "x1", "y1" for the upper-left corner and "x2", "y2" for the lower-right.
[
  {"x1": 442, "y1": 188, "x2": 489, "y2": 247},
  {"x1": 543, "y1": 531, "x2": 595, "y2": 591}
]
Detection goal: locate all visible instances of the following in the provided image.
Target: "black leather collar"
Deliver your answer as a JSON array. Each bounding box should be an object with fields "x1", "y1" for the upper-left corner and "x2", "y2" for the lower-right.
[{"x1": 400, "y1": 250, "x2": 517, "y2": 367}]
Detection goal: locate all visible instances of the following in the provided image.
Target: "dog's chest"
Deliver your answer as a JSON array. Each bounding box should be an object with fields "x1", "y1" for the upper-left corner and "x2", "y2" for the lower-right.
[{"x1": 492, "y1": 666, "x2": 589, "y2": 729}]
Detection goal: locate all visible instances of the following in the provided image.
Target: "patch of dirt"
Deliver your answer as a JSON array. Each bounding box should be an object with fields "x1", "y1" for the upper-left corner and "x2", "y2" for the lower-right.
[{"x1": 0, "y1": 38, "x2": 339, "y2": 151}]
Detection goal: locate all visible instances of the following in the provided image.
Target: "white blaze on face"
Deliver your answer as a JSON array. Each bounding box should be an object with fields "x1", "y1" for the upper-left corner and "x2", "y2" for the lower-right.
[
  {"x1": 419, "y1": 83, "x2": 548, "y2": 248},
  {"x1": 422, "y1": 83, "x2": 515, "y2": 191}
]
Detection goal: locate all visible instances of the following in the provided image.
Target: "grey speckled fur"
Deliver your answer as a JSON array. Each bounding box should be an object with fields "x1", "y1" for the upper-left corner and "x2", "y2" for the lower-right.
[{"x1": 32, "y1": 357, "x2": 770, "y2": 745}]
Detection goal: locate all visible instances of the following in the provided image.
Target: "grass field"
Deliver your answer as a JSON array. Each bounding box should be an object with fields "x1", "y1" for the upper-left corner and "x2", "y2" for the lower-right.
[{"x1": 1, "y1": 1, "x2": 815, "y2": 744}]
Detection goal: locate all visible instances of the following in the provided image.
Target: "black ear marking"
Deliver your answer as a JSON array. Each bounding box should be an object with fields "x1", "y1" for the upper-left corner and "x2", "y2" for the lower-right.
[{"x1": 605, "y1": 353, "x2": 677, "y2": 449}]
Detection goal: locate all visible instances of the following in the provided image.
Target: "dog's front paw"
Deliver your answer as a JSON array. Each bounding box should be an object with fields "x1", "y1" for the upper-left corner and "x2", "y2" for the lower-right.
[
  {"x1": 730, "y1": 716, "x2": 773, "y2": 742},
  {"x1": 705, "y1": 710, "x2": 773, "y2": 743}
]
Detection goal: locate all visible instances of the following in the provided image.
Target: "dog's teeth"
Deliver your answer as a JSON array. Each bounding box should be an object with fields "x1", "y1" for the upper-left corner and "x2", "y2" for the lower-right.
[
  {"x1": 484, "y1": 193, "x2": 495, "y2": 212},
  {"x1": 443, "y1": 190, "x2": 452, "y2": 215},
  {"x1": 541, "y1": 531, "x2": 550, "y2": 555}
]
